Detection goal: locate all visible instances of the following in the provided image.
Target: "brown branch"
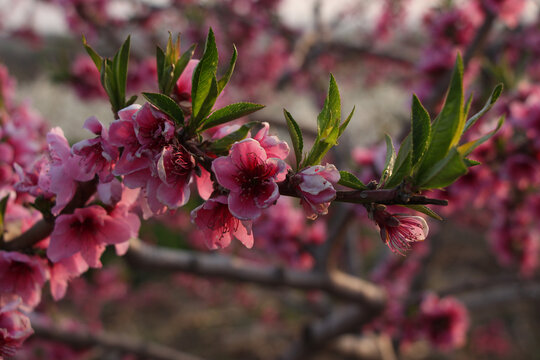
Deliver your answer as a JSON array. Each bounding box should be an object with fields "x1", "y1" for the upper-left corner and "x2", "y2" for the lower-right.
[
  {"x1": 331, "y1": 334, "x2": 397, "y2": 360},
  {"x1": 126, "y1": 239, "x2": 386, "y2": 308},
  {"x1": 2, "y1": 179, "x2": 97, "y2": 252},
  {"x1": 31, "y1": 316, "x2": 204, "y2": 360}
]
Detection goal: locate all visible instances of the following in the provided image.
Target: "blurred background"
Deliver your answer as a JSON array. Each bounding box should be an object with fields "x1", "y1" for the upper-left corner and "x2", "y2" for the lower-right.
[{"x1": 1, "y1": 0, "x2": 540, "y2": 359}]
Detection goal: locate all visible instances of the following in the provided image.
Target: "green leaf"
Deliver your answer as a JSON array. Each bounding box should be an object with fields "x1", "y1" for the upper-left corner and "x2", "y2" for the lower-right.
[
  {"x1": 126, "y1": 94, "x2": 138, "y2": 106},
  {"x1": 416, "y1": 54, "x2": 464, "y2": 179},
  {"x1": 464, "y1": 158, "x2": 481, "y2": 167},
  {"x1": 417, "y1": 147, "x2": 468, "y2": 189},
  {"x1": 463, "y1": 93, "x2": 474, "y2": 120},
  {"x1": 385, "y1": 135, "x2": 412, "y2": 188},
  {"x1": 463, "y1": 83, "x2": 504, "y2": 133},
  {"x1": 200, "y1": 102, "x2": 265, "y2": 132},
  {"x1": 114, "y1": 35, "x2": 131, "y2": 106},
  {"x1": 411, "y1": 94, "x2": 431, "y2": 166},
  {"x1": 191, "y1": 28, "x2": 219, "y2": 120},
  {"x1": 142, "y1": 92, "x2": 184, "y2": 126},
  {"x1": 170, "y1": 43, "x2": 197, "y2": 95},
  {"x1": 379, "y1": 134, "x2": 396, "y2": 187},
  {"x1": 217, "y1": 45, "x2": 238, "y2": 94},
  {"x1": 192, "y1": 76, "x2": 218, "y2": 127},
  {"x1": 304, "y1": 124, "x2": 340, "y2": 167},
  {"x1": 338, "y1": 171, "x2": 367, "y2": 190},
  {"x1": 401, "y1": 204, "x2": 443, "y2": 221},
  {"x1": 82, "y1": 35, "x2": 102, "y2": 70},
  {"x1": 156, "y1": 46, "x2": 166, "y2": 90},
  {"x1": 0, "y1": 195, "x2": 8, "y2": 240},
  {"x1": 339, "y1": 106, "x2": 355, "y2": 137},
  {"x1": 210, "y1": 122, "x2": 259, "y2": 153},
  {"x1": 458, "y1": 115, "x2": 504, "y2": 157},
  {"x1": 317, "y1": 74, "x2": 341, "y2": 137},
  {"x1": 283, "y1": 109, "x2": 303, "y2": 169}
]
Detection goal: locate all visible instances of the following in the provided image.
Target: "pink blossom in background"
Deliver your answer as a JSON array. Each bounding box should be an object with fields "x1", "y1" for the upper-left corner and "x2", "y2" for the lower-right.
[
  {"x1": 0, "y1": 252, "x2": 48, "y2": 309},
  {"x1": 70, "y1": 55, "x2": 107, "y2": 100},
  {"x1": 0, "y1": 298, "x2": 33, "y2": 358},
  {"x1": 191, "y1": 195, "x2": 254, "y2": 249},
  {"x1": 212, "y1": 138, "x2": 287, "y2": 220},
  {"x1": 48, "y1": 205, "x2": 133, "y2": 268},
  {"x1": 418, "y1": 294, "x2": 469, "y2": 350},
  {"x1": 372, "y1": 207, "x2": 428, "y2": 255},
  {"x1": 293, "y1": 164, "x2": 339, "y2": 220}
]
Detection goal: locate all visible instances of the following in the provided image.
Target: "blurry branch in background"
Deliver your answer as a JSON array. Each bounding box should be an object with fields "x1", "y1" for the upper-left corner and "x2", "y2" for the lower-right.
[
  {"x1": 31, "y1": 316, "x2": 205, "y2": 360},
  {"x1": 331, "y1": 334, "x2": 397, "y2": 360},
  {"x1": 126, "y1": 238, "x2": 387, "y2": 307}
]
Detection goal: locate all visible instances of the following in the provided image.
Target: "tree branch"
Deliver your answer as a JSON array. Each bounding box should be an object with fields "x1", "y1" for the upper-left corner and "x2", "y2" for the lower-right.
[
  {"x1": 126, "y1": 239, "x2": 386, "y2": 308},
  {"x1": 31, "y1": 316, "x2": 204, "y2": 360}
]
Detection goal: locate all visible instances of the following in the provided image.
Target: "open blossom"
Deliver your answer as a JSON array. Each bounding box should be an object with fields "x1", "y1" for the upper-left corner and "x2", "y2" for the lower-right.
[
  {"x1": 0, "y1": 252, "x2": 48, "y2": 309},
  {"x1": 0, "y1": 298, "x2": 33, "y2": 358},
  {"x1": 47, "y1": 205, "x2": 133, "y2": 268},
  {"x1": 133, "y1": 103, "x2": 175, "y2": 159},
  {"x1": 372, "y1": 206, "x2": 429, "y2": 254},
  {"x1": 252, "y1": 122, "x2": 290, "y2": 160},
  {"x1": 293, "y1": 164, "x2": 339, "y2": 220},
  {"x1": 419, "y1": 294, "x2": 469, "y2": 350},
  {"x1": 212, "y1": 138, "x2": 287, "y2": 220},
  {"x1": 48, "y1": 253, "x2": 88, "y2": 301},
  {"x1": 191, "y1": 195, "x2": 254, "y2": 249}
]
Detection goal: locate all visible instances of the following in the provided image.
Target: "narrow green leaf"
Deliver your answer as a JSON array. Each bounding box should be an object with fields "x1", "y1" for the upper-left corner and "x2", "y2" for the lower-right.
[
  {"x1": 283, "y1": 109, "x2": 303, "y2": 169},
  {"x1": 463, "y1": 93, "x2": 474, "y2": 120},
  {"x1": 142, "y1": 92, "x2": 184, "y2": 126},
  {"x1": 417, "y1": 147, "x2": 468, "y2": 189},
  {"x1": 126, "y1": 94, "x2": 138, "y2": 107},
  {"x1": 464, "y1": 158, "x2": 481, "y2": 167},
  {"x1": 217, "y1": 45, "x2": 238, "y2": 94},
  {"x1": 401, "y1": 204, "x2": 443, "y2": 221},
  {"x1": 464, "y1": 83, "x2": 504, "y2": 132},
  {"x1": 156, "y1": 46, "x2": 166, "y2": 92},
  {"x1": 385, "y1": 135, "x2": 412, "y2": 188},
  {"x1": 114, "y1": 35, "x2": 131, "y2": 106},
  {"x1": 193, "y1": 76, "x2": 218, "y2": 127},
  {"x1": 339, "y1": 106, "x2": 355, "y2": 137},
  {"x1": 338, "y1": 171, "x2": 367, "y2": 190},
  {"x1": 304, "y1": 125, "x2": 340, "y2": 167},
  {"x1": 459, "y1": 115, "x2": 504, "y2": 157},
  {"x1": 210, "y1": 122, "x2": 259, "y2": 153},
  {"x1": 379, "y1": 134, "x2": 396, "y2": 187},
  {"x1": 416, "y1": 54, "x2": 464, "y2": 179},
  {"x1": 411, "y1": 94, "x2": 431, "y2": 166},
  {"x1": 191, "y1": 28, "x2": 219, "y2": 120},
  {"x1": 317, "y1": 74, "x2": 341, "y2": 137},
  {"x1": 200, "y1": 102, "x2": 265, "y2": 132},
  {"x1": 82, "y1": 35, "x2": 102, "y2": 70}
]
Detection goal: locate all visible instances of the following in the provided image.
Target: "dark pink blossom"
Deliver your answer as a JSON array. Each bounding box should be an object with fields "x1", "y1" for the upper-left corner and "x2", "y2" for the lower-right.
[
  {"x1": 212, "y1": 138, "x2": 287, "y2": 220},
  {"x1": 293, "y1": 164, "x2": 339, "y2": 219},
  {"x1": 156, "y1": 144, "x2": 194, "y2": 208},
  {"x1": 132, "y1": 103, "x2": 175, "y2": 158},
  {"x1": 191, "y1": 195, "x2": 254, "y2": 249},
  {"x1": 48, "y1": 205, "x2": 133, "y2": 268},
  {"x1": 418, "y1": 294, "x2": 469, "y2": 350},
  {"x1": 372, "y1": 206, "x2": 429, "y2": 255},
  {"x1": 0, "y1": 297, "x2": 33, "y2": 358},
  {"x1": 0, "y1": 252, "x2": 48, "y2": 309},
  {"x1": 72, "y1": 116, "x2": 118, "y2": 183}
]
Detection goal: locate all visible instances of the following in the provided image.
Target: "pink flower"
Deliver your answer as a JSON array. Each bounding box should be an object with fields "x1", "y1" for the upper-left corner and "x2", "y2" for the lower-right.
[
  {"x1": 156, "y1": 144, "x2": 194, "y2": 208},
  {"x1": 293, "y1": 164, "x2": 340, "y2": 220},
  {"x1": 191, "y1": 195, "x2": 253, "y2": 249},
  {"x1": 72, "y1": 116, "x2": 118, "y2": 183},
  {"x1": 212, "y1": 138, "x2": 287, "y2": 220},
  {"x1": 0, "y1": 297, "x2": 33, "y2": 358},
  {"x1": 372, "y1": 207, "x2": 429, "y2": 255},
  {"x1": 48, "y1": 253, "x2": 88, "y2": 301},
  {"x1": 133, "y1": 103, "x2": 175, "y2": 158},
  {"x1": 252, "y1": 122, "x2": 290, "y2": 160},
  {"x1": 419, "y1": 294, "x2": 469, "y2": 350},
  {"x1": 0, "y1": 252, "x2": 48, "y2": 309},
  {"x1": 48, "y1": 205, "x2": 133, "y2": 268}
]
